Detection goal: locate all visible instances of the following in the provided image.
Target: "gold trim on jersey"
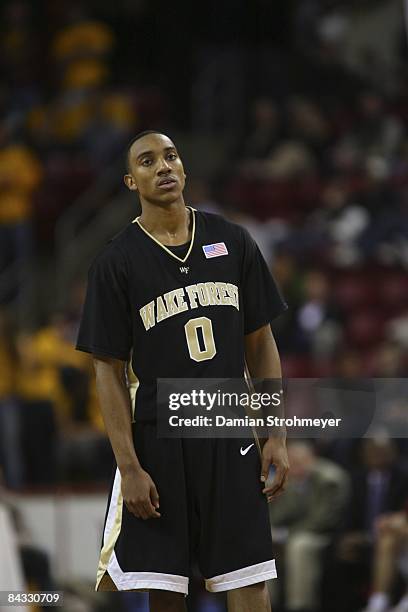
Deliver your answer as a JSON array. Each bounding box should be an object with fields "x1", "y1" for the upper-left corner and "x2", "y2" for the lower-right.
[
  {"x1": 126, "y1": 357, "x2": 139, "y2": 422},
  {"x1": 96, "y1": 469, "x2": 123, "y2": 590},
  {"x1": 132, "y1": 206, "x2": 196, "y2": 264}
]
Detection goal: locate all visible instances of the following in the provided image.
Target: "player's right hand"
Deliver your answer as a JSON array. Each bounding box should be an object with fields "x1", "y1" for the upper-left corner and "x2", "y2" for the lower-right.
[{"x1": 121, "y1": 468, "x2": 161, "y2": 520}]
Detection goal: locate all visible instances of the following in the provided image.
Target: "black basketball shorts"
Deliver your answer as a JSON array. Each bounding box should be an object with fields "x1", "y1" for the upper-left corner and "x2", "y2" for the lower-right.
[{"x1": 96, "y1": 422, "x2": 277, "y2": 594}]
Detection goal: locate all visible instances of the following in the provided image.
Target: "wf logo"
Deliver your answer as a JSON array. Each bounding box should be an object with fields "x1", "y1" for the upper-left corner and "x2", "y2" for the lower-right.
[{"x1": 180, "y1": 267, "x2": 189, "y2": 274}]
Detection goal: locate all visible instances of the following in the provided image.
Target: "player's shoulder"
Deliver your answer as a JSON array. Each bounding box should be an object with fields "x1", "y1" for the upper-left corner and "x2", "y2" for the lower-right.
[
  {"x1": 195, "y1": 209, "x2": 249, "y2": 242},
  {"x1": 89, "y1": 223, "x2": 135, "y2": 271}
]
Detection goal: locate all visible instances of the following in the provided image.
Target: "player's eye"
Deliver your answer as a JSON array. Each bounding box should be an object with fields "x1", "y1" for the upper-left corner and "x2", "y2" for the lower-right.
[
  {"x1": 167, "y1": 153, "x2": 177, "y2": 161},
  {"x1": 141, "y1": 158, "x2": 152, "y2": 166}
]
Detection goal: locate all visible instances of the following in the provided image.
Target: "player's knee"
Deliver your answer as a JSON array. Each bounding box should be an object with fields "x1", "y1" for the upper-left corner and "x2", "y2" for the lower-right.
[
  {"x1": 231, "y1": 580, "x2": 269, "y2": 599},
  {"x1": 256, "y1": 580, "x2": 269, "y2": 596},
  {"x1": 149, "y1": 589, "x2": 185, "y2": 611}
]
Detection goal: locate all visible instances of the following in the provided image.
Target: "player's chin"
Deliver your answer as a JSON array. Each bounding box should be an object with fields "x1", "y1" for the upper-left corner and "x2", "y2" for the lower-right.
[{"x1": 154, "y1": 188, "x2": 183, "y2": 203}]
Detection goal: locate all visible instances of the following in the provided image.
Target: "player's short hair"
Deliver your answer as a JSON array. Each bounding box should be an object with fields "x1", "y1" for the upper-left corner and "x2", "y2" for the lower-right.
[{"x1": 125, "y1": 129, "x2": 166, "y2": 173}]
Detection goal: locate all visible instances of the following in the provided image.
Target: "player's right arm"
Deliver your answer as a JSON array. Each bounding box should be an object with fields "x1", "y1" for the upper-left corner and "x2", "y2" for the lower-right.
[
  {"x1": 93, "y1": 355, "x2": 160, "y2": 520},
  {"x1": 75, "y1": 246, "x2": 160, "y2": 519}
]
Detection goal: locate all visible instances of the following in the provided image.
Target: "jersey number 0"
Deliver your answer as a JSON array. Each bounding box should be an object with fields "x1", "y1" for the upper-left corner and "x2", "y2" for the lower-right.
[{"x1": 184, "y1": 317, "x2": 216, "y2": 362}]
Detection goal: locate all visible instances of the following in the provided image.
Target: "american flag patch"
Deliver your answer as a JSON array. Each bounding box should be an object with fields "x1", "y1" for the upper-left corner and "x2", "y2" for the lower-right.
[{"x1": 202, "y1": 242, "x2": 229, "y2": 258}]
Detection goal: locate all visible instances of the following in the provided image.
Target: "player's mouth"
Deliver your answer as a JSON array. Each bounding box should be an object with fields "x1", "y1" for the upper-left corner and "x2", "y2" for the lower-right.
[{"x1": 157, "y1": 177, "x2": 178, "y2": 190}]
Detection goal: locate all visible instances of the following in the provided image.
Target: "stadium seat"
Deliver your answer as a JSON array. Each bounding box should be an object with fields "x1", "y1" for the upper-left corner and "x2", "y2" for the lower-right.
[
  {"x1": 281, "y1": 355, "x2": 312, "y2": 377},
  {"x1": 334, "y1": 276, "x2": 376, "y2": 310},
  {"x1": 346, "y1": 310, "x2": 386, "y2": 348},
  {"x1": 379, "y1": 274, "x2": 408, "y2": 314}
]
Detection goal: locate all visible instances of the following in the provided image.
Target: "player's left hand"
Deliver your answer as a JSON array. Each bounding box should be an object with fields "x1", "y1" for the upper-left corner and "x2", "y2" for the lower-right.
[{"x1": 260, "y1": 437, "x2": 289, "y2": 503}]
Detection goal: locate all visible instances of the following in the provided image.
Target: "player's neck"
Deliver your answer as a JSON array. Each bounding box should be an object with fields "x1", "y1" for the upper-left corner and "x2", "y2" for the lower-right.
[{"x1": 138, "y1": 200, "x2": 192, "y2": 245}]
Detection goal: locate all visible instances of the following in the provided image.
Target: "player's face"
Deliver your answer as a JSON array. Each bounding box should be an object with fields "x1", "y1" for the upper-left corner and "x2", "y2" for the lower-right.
[{"x1": 124, "y1": 134, "x2": 186, "y2": 204}]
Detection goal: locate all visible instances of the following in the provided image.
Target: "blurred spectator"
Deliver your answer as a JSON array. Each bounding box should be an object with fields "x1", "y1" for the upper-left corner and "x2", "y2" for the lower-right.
[
  {"x1": 269, "y1": 441, "x2": 349, "y2": 612},
  {"x1": 334, "y1": 348, "x2": 364, "y2": 378},
  {"x1": 0, "y1": 0, "x2": 42, "y2": 121},
  {"x1": 15, "y1": 329, "x2": 59, "y2": 486},
  {"x1": 232, "y1": 97, "x2": 281, "y2": 174},
  {"x1": 324, "y1": 438, "x2": 408, "y2": 612},
  {"x1": 0, "y1": 469, "x2": 56, "y2": 602},
  {"x1": 271, "y1": 251, "x2": 303, "y2": 310},
  {"x1": 362, "y1": 507, "x2": 408, "y2": 612},
  {"x1": 370, "y1": 342, "x2": 408, "y2": 459},
  {"x1": 181, "y1": 177, "x2": 221, "y2": 215},
  {"x1": 291, "y1": 269, "x2": 343, "y2": 357},
  {"x1": 263, "y1": 141, "x2": 316, "y2": 181},
  {"x1": 0, "y1": 267, "x2": 112, "y2": 487},
  {"x1": 343, "y1": 92, "x2": 403, "y2": 160},
  {"x1": 302, "y1": 179, "x2": 370, "y2": 266},
  {"x1": 0, "y1": 309, "x2": 23, "y2": 489},
  {"x1": 340, "y1": 0, "x2": 402, "y2": 92},
  {"x1": 372, "y1": 342, "x2": 407, "y2": 377},
  {"x1": 343, "y1": 438, "x2": 406, "y2": 540},
  {"x1": 287, "y1": 96, "x2": 331, "y2": 159},
  {"x1": 82, "y1": 92, "x2": 136, "y2": 167},
  {"x1": 357, "y1": 161, "x2": 407, "y2": 266},
  {"x1": 387, "y1": 315, "x2": 408, "y2": 350},
  {"x1": 16, "y1": 314, "x2": 110, "y2": 485},
  {"x1": 52, "y1": 19, "x2": 114, "y2": 64},
  {"x1": 224, "y1": 209, "x2": 278, "y2": 263},
  {"x1": 0, "y1": 134, "x2": 42, "y2": 301}
]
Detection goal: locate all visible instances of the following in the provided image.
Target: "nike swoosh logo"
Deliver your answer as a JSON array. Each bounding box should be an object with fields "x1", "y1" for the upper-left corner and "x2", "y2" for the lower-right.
[{"x1": 240, "y1": 443, "x2": 254, "y2": 456}]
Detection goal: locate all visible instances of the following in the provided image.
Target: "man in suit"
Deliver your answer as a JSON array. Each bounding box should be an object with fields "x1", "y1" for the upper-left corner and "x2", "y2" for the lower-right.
[{"x1": 269, "y1": 440, "x2": 350, "y2": 612}]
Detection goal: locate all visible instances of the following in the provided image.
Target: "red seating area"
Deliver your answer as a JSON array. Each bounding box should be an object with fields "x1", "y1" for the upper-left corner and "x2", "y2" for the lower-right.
[
  {"x1": 279, "y1": 264, "x2": 407, "y2": 377},
  {"x1": 333, "y1": 269, "x2": 407, "y2": 348},
  {"x1": 224, "y1": 177, "x2": 323, "y2": 222},
  {"x1": 334, "y1": 270, "x2": 408, "y2": 314}
]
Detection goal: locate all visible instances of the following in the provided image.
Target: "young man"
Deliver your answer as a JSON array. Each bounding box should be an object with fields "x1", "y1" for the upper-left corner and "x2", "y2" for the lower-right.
[{"x1": 76, "y1": 130, "x2": 289, "y2": 612}]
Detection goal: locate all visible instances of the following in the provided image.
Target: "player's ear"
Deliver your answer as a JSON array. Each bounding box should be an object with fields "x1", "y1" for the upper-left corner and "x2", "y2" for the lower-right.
[{"x1": 124, "y1": 174, "x2": 138, "y2": 191}]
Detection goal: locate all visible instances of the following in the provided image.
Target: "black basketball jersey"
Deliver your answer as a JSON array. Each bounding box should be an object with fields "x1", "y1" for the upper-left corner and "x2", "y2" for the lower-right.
[{"x1": 76, "y1": 207, "x2": 287, "y2": 421}]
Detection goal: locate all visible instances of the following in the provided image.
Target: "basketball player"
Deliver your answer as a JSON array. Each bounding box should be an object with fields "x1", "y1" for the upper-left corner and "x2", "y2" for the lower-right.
[{"x1": 76, "y1": 131, "x2": 289, "y2": 612}]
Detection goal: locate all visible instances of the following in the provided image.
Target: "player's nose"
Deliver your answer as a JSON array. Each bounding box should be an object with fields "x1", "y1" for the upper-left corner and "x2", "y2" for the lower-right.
[{"x1": 157, "y1": 157, "x2": 172, "y2": 174}]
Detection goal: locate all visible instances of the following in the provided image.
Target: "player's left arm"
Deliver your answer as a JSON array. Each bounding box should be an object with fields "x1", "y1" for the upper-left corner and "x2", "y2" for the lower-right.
[{"x1": 245, "y1": 323, "x2": 289, "y2": 502}]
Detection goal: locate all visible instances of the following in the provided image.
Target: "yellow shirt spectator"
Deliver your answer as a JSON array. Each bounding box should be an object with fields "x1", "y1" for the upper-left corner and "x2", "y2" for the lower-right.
[
  {"x1": 0, "y1": 145, "x2": 42, "y2": 224},
  {"x1": 17, "y1": 325, "x2": 104, "y2": 431},
  {"x1": 52, "y1": 21, "x2": 114, "y2": 61}
]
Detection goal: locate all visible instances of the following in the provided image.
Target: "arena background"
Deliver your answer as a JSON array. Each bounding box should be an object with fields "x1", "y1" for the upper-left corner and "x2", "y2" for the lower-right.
[{"x1": 0, "y1": 1, "x2": 407, "y2": 611}]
